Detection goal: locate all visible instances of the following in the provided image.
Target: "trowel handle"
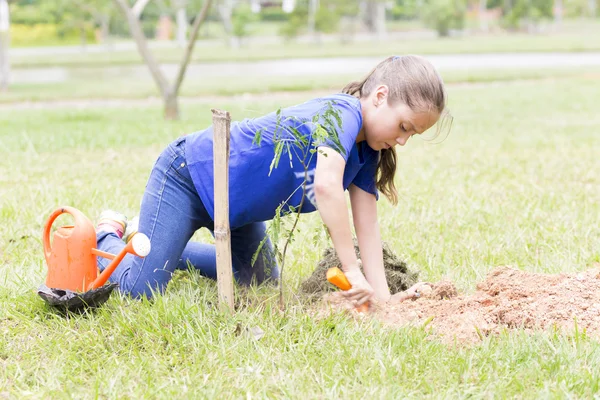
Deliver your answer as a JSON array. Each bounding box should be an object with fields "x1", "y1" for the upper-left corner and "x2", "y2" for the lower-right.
[
  {"x1": 88, "y1": 233, "x2": 151, "y2": 290},
  {"x1": 326, "y1": 267, "x2": 370, "y2": 313}
]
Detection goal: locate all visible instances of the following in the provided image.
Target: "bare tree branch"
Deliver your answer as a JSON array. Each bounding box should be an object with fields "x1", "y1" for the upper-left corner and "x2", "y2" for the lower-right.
[
  {"x1": 172, "y1": 0, "x2": 212, "y2": 96},
  {"x1": 132, "y1": 0, "x2": 152, "y2": 18},
  {"x1": 114, "y1": 0, "x2": 212, "y2": 118},
  {"x1": 113, "y1": 0, "x2": 170, "y2": 95}
]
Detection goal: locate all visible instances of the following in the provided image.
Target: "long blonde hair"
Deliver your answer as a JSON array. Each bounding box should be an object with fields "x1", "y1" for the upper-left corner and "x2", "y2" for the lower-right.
[{"x1": 342, "y1": 55, "x2": 450, "y2": 204}]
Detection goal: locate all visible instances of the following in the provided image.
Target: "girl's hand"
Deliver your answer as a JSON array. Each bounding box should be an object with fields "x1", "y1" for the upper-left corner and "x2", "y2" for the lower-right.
[
  {"x1": 341, "y1": 264, "x2": 375, "y2": 306},
  {"x1": 390, "y1": 282, "x2": 433, "y2": 303}
]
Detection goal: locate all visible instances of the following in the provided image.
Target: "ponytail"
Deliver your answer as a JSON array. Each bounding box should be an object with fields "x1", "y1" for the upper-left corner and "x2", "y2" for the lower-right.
[
  {"x1": 342, "y1": 62, "x2": 379, "y2": 98},
  {"x1": 341, "y1": 81, "x2": 364, "y2": 97}
]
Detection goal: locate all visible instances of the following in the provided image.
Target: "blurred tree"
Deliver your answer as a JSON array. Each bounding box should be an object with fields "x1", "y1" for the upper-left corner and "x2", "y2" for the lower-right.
[
  {"x1": 502, "y1": 0, "x2": 552, "y2": 31},
  {"x1": 564, "y1": 0, "x2": 595, "y2": 17},
  {"x1": 133, "y1": 0, "x2": 153, "y2": 16},
  {"x1": 260, "y1": 4, "x2": 289, "y2": 21},
  {"x1": 279, "y1": 2, "x2": 306, "y2": 40},
  {"x1": 217, "y1": 0, "x2": 234, "y2": 45},
  {"x1": 553, "y1": 0, "x2": 562, "y2": 24},
  {"x1": 479, "y1": 0, "x2": 488, "y2": 31},
  {"x1": 146, "y1": 0, "x2": 192, "y2": 44},
  {"x1": 390, "y1": 0, "x2": 420, "y2": 20},
  {"x1": 280, "y1": 0, "x2": 359, "y2": 41},
  {"x1": 69, "y1": 0, "x2": 117, "y2": 47},
  {"x1": 589, "y1": 0, "x2": 597, "y2": 16},
  {"x1": 0, "y1": 0, "x2": 9, "y2": 91},
  {"x1": 113, "y1": 0, "x2": 213, "y2": 119},
  {"x1": 422, "y1": 0, "x2": 466, "y2": 36},
  {"x1": 231, "y1": 3, "x2": 257, "y2": 45},
  {"x1": 174, "y1": 0, "x2": 188, "y2": 46},
  {"x1": 216, "y1": 0, "x2": 258, "y2": 47},
  {"x1": 307, "y1": 0, "x2": 317, "y2": 35},
  {"x1": 361, "y1": 0, "x2": 387, "y2": 38}
]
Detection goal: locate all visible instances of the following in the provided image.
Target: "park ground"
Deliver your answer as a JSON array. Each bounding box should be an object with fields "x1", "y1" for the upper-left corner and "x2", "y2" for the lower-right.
[{"x1": 1, "y1": 31, "x2": 600, "y2": 397}]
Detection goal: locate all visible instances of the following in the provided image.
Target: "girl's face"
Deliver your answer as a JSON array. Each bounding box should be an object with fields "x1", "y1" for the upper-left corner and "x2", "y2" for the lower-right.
[{"x1": 358, "y1": 85, "x2": 440, "y2": 151}]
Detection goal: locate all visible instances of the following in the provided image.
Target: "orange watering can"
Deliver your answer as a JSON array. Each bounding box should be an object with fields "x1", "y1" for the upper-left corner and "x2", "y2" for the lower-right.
[{"x1": 39, "y1": 206, "x2": 150, "y2": 311}]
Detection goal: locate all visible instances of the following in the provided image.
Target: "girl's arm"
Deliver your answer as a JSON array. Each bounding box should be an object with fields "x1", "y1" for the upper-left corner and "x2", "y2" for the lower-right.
[
  {"x1": 314, "y1": 147, "x2": 358, "y2": 270},
  {"x1": 349, "y1": 184, "x2": 391, "y2": 301},
  {"x1": 314, "y1": 147, "x2": 374, "y2": 305}
]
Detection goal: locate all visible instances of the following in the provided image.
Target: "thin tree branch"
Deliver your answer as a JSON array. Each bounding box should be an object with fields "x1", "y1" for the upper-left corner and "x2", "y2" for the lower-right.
[
  {"x1": 278, "y1": 166, "x2": 308, "y2": 309},
  {"x1": 132, "y1": 0, "x2": 152, "y2": 18},
  {"x1": 172, "y1": 0, "x2": 212, "y2": 95},
  {"x1": 113, "y1": 0, "x2": 170, "y2": 95}
]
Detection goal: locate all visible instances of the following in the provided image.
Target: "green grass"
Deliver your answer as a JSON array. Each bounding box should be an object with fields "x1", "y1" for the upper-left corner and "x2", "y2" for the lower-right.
[
  {"x1": 1, "y1": 66, "x2": 598, "y2": 104},
  {"x1": 11, "y1": 23, "x2": 600, "y2": 69},
  {"x1": 1, "y1": 76, "x2": 600, "y2": 397}
]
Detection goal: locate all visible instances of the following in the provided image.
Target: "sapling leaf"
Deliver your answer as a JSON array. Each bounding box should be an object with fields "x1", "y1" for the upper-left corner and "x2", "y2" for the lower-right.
[
  {"x1": 286, "y1": 142, "x2": 293, "y2": 168},
  {"x1": 249, "y1": 101, "x2": 347, "y2": 310},
  {"x1": 269, "y1": 141, "x2": 285, "y2": 175},
  {"x1": 252, "y1": 129, "x2": 263, "y2": 147},
  {"x1": 251, "y1": 237, "x2": 269, "y2": 267}
]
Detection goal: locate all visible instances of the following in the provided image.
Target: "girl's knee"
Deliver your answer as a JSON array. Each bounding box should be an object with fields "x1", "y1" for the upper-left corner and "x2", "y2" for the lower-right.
[{"x1": 120, "y1": 269, "x2": 174, "y2": 300}]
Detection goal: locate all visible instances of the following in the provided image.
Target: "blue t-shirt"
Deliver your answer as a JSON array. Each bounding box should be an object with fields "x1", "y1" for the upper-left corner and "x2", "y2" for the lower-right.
[{"x1": 185, "y1": 94, "x2": 380, "y2": 229}]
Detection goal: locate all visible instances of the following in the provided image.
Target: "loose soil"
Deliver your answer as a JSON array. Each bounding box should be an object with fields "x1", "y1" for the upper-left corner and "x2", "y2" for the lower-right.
[
  {"x1": 320, "y1": 265, "x2": 600, "y2": 344},
  {"x1": 300, "y1": 241, "x2": 419, "y2": 299}
]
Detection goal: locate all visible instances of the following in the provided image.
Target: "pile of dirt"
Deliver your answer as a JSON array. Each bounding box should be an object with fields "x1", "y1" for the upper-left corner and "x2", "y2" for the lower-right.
[
  {"x1": 300, "y1": 241, "x2": 419, "y2": 298},
  {"x1": 321, "y1": 265, "x2": 600, "y2": 343}
]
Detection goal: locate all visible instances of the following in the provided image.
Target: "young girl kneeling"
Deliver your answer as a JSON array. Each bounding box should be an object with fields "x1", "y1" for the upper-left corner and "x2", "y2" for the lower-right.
[{"x1": 96, "y1": 55, "x2": 450, "y2": 306}]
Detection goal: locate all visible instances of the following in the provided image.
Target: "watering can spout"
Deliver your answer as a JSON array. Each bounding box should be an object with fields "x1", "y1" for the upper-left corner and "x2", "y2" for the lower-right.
[{"x1": 88, "y1": 233, "x2": 151, "y2": 290}]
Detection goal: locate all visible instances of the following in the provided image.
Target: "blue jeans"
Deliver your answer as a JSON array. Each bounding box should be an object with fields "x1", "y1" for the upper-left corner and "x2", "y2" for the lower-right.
[{"x1": 96, "y1": 137, "x2": 279, "y2": 299}]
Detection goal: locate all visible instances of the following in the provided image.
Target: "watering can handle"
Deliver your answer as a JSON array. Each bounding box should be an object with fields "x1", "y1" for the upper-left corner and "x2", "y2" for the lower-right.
[{"x1": 42, "y1": 207, "x2": 75, "y2": 261}]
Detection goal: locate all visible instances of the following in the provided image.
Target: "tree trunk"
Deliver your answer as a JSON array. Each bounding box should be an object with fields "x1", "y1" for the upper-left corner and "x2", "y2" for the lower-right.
[
  {"x1": 218, "y1": 0, "x2": 233, "y2": 44},
  {"x1": 100, "y1": 14, "x2": 110, "y2": 46},
  {"x1": 374, "y1": 1, "x2": 386, "y2": 39},
  {"x1": 553, "y1": 0, "x2": 563, "y2": 26},
  {"x1": 479, "y1": 0, "x2": 488, "y2": 32},
  {"x1": 172, "y1": 0, "x2": 213, "y2": 96},
  {"x1": 0, "y1": 0, "x2": 10, "y2": 92},
  {"x1": 132, "y1": 0, "x2": 152, "y2": 18},
  {"x1": 164, "y1": 92, "x2": 180, "y2": 120},
  {"x1": 282, "y1": 0, "x2": 295, "y2": 13},
  {"x1": 80, "y1": 25, "x2": 88, "y2": 50},
  {"x1": 307, "y1": 0, "x2": 318, "y2": 35},
  {"x1": 362, "y1": 0, "x2": 386, "y2": 37},
  {"x1": 589, "y1": 0, "x2": 597, "y2": 17},
  {"x1": 250, "y1": 0, "x2": 261, "y2": 13},
  {"x1": 176, "y1": 7, "x2": 188, "y2": 46}
]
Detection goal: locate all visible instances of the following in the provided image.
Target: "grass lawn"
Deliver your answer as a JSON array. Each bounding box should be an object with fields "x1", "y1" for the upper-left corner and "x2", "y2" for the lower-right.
[
  {"x1": 1, "y1": 75, "x2": 599, "y2": 397},
  {"x1": 11, "y1": 22, "x2": 600, "y2": 69},
  {"x1": 2, "y1": 66, "x2": 598, "y2": 104}
]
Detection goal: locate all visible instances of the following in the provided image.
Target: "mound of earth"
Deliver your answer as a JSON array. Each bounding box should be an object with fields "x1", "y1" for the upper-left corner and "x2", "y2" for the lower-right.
[
  {"x1": 300, "y1": 241, "x2": 419, "y2": 298},
  {"x1": 321, "y1": 265, "x2": 600, "y2": 343}
]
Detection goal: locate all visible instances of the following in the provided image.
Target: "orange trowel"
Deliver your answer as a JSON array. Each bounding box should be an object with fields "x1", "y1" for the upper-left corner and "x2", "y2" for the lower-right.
[{"x1": 326, "y1": 267, "x2": 370, "y2": 313}]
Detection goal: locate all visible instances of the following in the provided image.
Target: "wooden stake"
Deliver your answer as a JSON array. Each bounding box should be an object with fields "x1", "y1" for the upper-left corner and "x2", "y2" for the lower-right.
[{"x1": 211, "y1": 108, "x2": 234, "y2": 311}]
